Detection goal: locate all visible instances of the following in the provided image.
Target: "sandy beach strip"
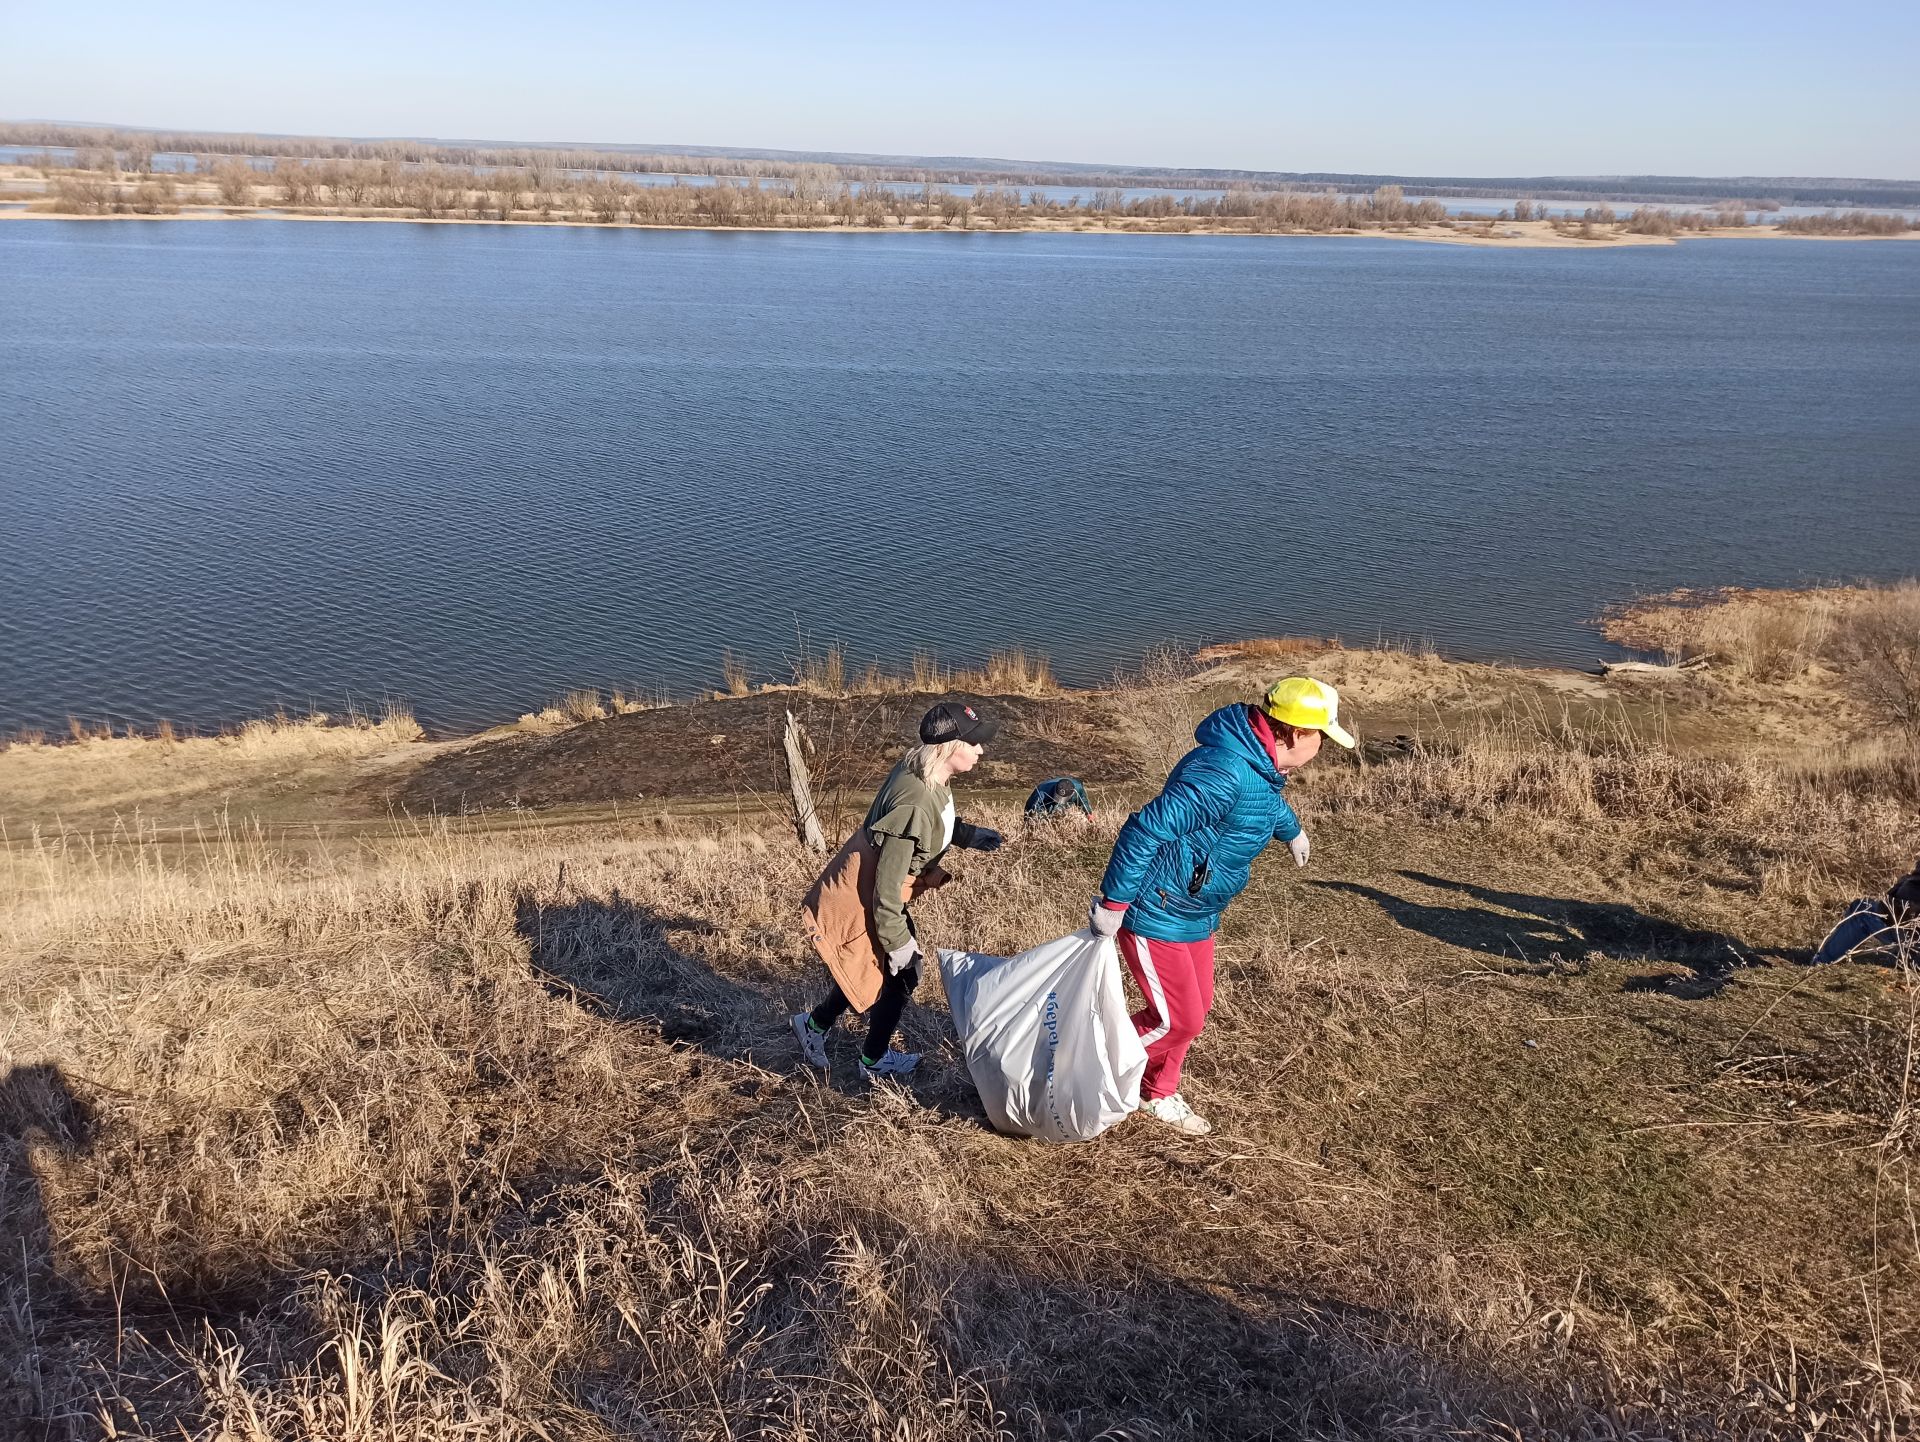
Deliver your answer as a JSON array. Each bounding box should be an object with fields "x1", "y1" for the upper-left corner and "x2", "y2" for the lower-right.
[{"x1": 3, "y1": 206, "x2": 1915, "y2": 248}]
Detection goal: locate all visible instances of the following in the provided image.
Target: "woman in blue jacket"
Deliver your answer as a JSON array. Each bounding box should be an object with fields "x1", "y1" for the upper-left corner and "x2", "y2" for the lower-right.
[{"x1": 1090, "y1": 677, "x2": 1353, "y2": 1134}]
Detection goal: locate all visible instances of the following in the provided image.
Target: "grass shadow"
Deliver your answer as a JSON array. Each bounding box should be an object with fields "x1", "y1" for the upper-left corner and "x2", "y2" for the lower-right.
[
  {"x1": 512, "y1": 887, "x2": 766, "y2": 1062},
  {"x1": 512, "y1": 887, "x2": 992, "y2": 1124},
  {"x1": 1, "y1": 1063, "x2": 95, "y2": 1309},
  {"x1": 1311, "y1": 869, "x2": 1766, "y2": 998},
  {"x1": 933, "y1": 1263, "x2": 1633, "y2": 1441}
]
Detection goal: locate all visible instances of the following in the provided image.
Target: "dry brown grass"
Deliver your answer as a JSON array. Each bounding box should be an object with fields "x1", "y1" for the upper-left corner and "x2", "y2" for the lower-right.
[
  {"x1": 1104, "y1": 646, "x2": 1214, "y2": 781},
  {"x1": 0, "y1": 708, "x2": 424, "y2": 828},
  {"x1": 5, "y1": 732, "x2": 1916, "y2": 1437},
  {"x1": 561, "y1": 688, "x2": 609, "y2": 724},
  {"x1": 801, "y1": 641, "x2": 847, "y2": 695},
  {"x1": 973, "y1": 649, "x2": 1056, "y2": 697},
  {"x1": 606, "y1": 687, "x2": 657, "y2": 716},
  {"x1": 1599, "y1": 583, "x2": 1920, "y2": 749},
  {"x1": 1601, "y1": 585, "x2": 1877, "y2": 682},
  {"x1": 1194, "y1": 635, "x2": 1344, "y2": 663},
  {"x1": 912, "y1": 652, "x2": 947, "y2": 692},
  {"x1": 516, "y1": 689, "x2": 657, "y2": 734},
  {"x1": 1829, "y1": 583, "x2": 1920, "y2": 738},
  {"x1": 783, "y1": 646, "x2": 1057, "y2": 700},
  {"x1": 513, "y1": 704, "x2": 577, "y2": 734},
  {"x1": 4, "y1": 640, "x2": 1917, "y2": 1438}
]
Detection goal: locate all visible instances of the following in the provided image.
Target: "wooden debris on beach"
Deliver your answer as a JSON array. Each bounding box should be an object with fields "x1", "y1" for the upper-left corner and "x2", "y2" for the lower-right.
[{"x1": 1599, "y1": 656, "x2": 1712, "y2": 679}]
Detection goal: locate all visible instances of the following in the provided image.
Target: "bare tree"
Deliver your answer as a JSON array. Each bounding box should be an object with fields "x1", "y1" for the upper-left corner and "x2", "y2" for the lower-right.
[
  {"x1": 51, "y1": 175, "x2": 115, "y2": 213},
  {"x1": 213, "y1": 159, "x2": 255, "y2": 207},
  {"x1": 492, "y1": 169, "x2": 525, "y2": 221},
  {"x1": 408, "y1": 165, "x2": 463, "y2": 219},
  {"x1": 589, "y1": 180, "x2": 623, "y2": 224},
  {"x1": 275, "y1": 158, "x2": 316, "y2": 207},
  {"x1": 1832, "y1": 587, "x2": 1920, "y2": 737},
  {"x1": 331, "y1": 161, "x2": 372, "y2": 207},
  {"x1": 129, "y1": 176, "x2": 178, "y2": 214}
]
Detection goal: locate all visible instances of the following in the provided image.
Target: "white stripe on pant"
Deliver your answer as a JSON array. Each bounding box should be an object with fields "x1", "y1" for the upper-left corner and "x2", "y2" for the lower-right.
[
  {"x1": 1120, "y1": 928, "x2": 1173, "y2": 1048},
  {"x1": 1117, "y1": 927, "x2": 1217, "y2": 1100}
]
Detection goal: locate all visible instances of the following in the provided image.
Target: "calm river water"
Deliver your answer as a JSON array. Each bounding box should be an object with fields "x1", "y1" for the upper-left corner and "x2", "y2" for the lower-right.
[{"x1": 2, "y1": 221, "x2": 1916, "y2": 733}]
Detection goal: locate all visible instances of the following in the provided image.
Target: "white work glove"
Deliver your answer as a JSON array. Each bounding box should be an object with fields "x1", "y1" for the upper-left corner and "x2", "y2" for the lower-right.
[
  {"x1": 1088, "y1": 899, "x2": 1126, "y2": 938},
  {"x1": 1288, "y1": 833, "x2": 1311, "y2": 868},
  {"x1": 887, "y1": 940, "x2": 922, "y2": 975}
]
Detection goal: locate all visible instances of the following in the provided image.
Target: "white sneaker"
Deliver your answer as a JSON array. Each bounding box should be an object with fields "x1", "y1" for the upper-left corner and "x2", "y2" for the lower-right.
[
  {"x1": 791, "y1": 1013, "x2": 830, "y2": 1069},
  {"x1": 1141, "y1": 1093, "x2": 1212, "y2": 1135},
  {"x1": 858, "y1": 1050, "x2": 921, "y2": 1080}
]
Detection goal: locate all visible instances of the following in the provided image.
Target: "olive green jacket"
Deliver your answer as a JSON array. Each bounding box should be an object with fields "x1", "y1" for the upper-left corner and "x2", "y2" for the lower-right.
[{"x1": 863, "y1": 757, "x2": 985, "y2": 955}]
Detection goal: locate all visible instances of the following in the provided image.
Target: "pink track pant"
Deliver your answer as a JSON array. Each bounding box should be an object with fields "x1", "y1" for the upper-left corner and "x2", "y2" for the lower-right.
[{"x1": 1116, "y1": 928, "x2": 1216, "y2": 1100}]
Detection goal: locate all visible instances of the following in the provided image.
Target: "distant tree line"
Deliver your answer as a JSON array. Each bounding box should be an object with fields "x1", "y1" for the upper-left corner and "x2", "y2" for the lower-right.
[
  {"x1": 0, "y1": 121, "x2": 1292, "y2": 196},
  {"x1": 27, "y1": 148, "x2": 1918, "y2": 241},
  {"x1": 1520, "y1": 202, "x2": 1916, "y2": 240},
  {"x1": 14, "y1": 121, "x2": 1919, "y2": 211},
  {"x1": 49, "y1": 171, "x2": 180, "y2": 215},
  {"x1": 1776, "y1": 210, "x2": 1920, "y2": 236},
  {"x1": 35, "y1": 154, "x2": 1461, "y2": 234},
  {"x1": 1622, "y1": 204, "x2": 1751, "y2": 236},
  {"x1": 1255, "y1": 169, "x2": 1920, "y2": 210}
]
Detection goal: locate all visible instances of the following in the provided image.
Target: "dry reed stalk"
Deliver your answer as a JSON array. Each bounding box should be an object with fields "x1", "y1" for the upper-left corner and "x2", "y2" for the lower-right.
[{"x1": 561, "y1": 689, "x2": 608, "y2": 723}]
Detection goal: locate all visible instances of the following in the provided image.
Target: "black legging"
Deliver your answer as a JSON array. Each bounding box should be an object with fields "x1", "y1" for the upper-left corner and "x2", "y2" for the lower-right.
[{"x1": 811, "y1": 964, "x2": 921, "y2": 1061}]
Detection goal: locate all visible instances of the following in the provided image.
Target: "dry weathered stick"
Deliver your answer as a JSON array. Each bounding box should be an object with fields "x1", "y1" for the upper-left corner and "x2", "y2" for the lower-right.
[
  {"x1": 783, "y1": 709, "x2": 827, "y2": 853},
  {"x1": 1599, "y1": 656, "x2": 1711, "y2": 678}
]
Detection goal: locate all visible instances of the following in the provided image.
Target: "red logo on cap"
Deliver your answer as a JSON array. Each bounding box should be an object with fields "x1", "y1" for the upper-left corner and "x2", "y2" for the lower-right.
[{"x1": 964, "y1": 707, "x2": 976, "y2": 719}]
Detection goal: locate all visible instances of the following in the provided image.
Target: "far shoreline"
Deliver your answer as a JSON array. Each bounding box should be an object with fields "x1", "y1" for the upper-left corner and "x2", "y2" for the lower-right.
[{"x1": 6, "y1": 206, "x2": 1918, "y2": 250}]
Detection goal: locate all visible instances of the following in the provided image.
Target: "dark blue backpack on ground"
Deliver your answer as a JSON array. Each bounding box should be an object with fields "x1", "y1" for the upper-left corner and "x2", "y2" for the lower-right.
[{"x1": 1811, "y1": 861, "x2": 1919, "y2": 965}]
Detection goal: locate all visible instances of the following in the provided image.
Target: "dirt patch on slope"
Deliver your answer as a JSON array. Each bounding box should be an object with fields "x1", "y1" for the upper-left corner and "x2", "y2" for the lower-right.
[{"x1": 377, "y1": 690, "x2": 1138, "y2": 819}]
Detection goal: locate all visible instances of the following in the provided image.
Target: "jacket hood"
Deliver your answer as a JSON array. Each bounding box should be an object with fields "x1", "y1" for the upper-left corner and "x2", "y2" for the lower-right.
[{"x1": 1193, "y1": 704, "x2": 1284, "y2": 787}]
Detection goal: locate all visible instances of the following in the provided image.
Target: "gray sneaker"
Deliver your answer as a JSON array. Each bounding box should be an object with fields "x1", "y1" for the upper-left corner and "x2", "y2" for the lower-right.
[
  {"x1": 858, "y1": 1050, "x2": 920, "y2": 1080},
  {"x1": 791, "y1": 1013, "x2": 830, "y2": 1069}
]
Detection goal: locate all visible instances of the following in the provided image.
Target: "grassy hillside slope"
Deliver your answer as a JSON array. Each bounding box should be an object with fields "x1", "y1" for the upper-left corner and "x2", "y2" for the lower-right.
[{"x1": 3, "y1": 590, "x2": 1915, "y2": 1440}]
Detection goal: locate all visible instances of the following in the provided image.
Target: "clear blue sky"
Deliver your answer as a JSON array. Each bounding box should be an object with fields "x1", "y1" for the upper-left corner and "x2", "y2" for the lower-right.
[{"x1": 6, "y1": 0, "x2": 1915, "y2": 178}]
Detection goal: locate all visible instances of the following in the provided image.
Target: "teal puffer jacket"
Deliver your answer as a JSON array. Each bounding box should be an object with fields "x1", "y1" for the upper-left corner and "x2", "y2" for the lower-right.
[{"x1": 1098, "y1": 704, "x2": 1301, "y2": 943}]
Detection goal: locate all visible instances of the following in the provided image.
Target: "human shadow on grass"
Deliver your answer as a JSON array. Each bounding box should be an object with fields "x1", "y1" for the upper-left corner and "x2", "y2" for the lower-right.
[
  {"x1": 928, "y1": 1263, "x2": 1642, "y2": 1442},
  {"x1": 1310, "y1": 870, "x2": 1765, "y2": 998},
  {"x1": 0, "y1": 1016, "x2": 1708, "y2": 1436},
  {"x1": 5, "y1": 1062, "x2": 381, "y2": 1355},
  {"x1": 514, "y1": 888, "x2": 768, "y2": 1063},
  {"x1": 1, "y1": 1061, "x2": 119, "y2": 1431},
  {"x1": 513, "y1": 889, "x2": 992, "y2": 1122},
  {"x1": 18, "y1": 1155, "x2": 1645, "y2": 1441},
  {"x1": 1, "y1": 1063, "x2": 95, "y2": 1313}
]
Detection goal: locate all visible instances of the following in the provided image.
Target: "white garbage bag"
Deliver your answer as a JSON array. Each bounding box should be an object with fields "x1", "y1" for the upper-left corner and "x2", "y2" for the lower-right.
[{"x1": 939, "y1": 931, "x2": 1148, "y2": 1143}]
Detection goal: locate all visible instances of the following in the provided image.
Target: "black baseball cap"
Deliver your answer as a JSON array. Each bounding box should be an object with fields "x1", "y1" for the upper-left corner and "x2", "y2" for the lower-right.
[{"x1": 919, "y1": 701, "x2": 999, "y2": 746}]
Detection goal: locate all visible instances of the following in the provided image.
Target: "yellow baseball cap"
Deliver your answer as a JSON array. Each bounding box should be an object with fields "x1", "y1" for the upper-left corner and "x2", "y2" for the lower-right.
[{"x1": 1261, "y1": 676, "x2": 1355, "y2": 748}]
